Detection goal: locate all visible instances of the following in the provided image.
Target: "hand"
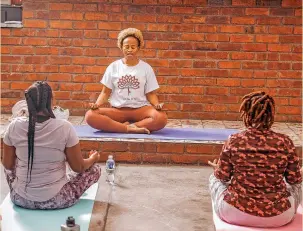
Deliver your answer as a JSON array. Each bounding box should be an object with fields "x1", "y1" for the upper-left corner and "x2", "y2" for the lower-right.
[
  {"x1": 89, "y1": 150, "x2": 100, "y2": 163},
  {"x1": 89, "y1": 103, "x2": 101, "y2": 110},
  {"x1": 208, "y1": 159, "x2": 218, "y2": 169},
  {"x1": 154, "y1": 103, "x2": 164, "y2": 111}
]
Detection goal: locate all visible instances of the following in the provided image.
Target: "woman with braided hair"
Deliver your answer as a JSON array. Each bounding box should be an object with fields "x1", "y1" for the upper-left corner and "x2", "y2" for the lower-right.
[
  {"x1": 85, "y1": 28, "x2": 167, "y2": 134},
  {"x1": 2, "y1": 81, "x2": 101, "y2": 209},
  {"x1": 208, "y1": 91, "x2": 302, "y2": 227}
]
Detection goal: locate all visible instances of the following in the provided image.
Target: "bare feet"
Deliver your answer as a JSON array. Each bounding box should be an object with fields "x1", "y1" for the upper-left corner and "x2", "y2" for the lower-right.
[
  {"x1": 127, "y1": 124, "x2": 150, "y2": 134},
  {"x1": 123, "y1": 121, "x2": 130, "y2": 125}
]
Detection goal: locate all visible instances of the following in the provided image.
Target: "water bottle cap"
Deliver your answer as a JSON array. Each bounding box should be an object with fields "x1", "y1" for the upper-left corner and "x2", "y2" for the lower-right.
[
  {"x1": 108, "y1": 155, "x2": 113, "y2": 159},
  {"x1": 66, "y1": 216, "x2": 75, "y2": 227}
]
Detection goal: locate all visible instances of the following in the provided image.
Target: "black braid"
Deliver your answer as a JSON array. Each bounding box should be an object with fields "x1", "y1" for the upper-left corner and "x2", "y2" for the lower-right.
[{"x1": 24, "y1": 81, "x2": 55, "y2": 185}]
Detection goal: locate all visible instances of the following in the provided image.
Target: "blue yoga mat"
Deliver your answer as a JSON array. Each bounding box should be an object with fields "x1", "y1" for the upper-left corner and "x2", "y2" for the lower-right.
[
  {"x1": 1, "y1": 183, "x2": 99, "y2": 231},
  {"x1": 74, "y1": 125, "x2": 238, "y2": 141}
]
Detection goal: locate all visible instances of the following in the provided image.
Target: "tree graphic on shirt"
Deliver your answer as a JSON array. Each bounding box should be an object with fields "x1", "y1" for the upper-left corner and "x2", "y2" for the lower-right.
[{"x1": 117, "y1": 75, "x2": 140, "y2": 95}]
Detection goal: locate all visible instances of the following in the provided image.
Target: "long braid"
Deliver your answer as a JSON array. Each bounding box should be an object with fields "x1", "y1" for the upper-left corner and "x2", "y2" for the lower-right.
[
  {"x1": 239, "y1": 91, "x2": 275, "y2": 130},
  {"x1": 24, "y1": 81, "x2": 55, "y2": 185}
]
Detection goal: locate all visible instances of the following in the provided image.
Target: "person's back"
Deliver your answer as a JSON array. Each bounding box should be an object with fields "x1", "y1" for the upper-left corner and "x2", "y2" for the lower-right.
[
  {"x1": 217, "y1": 128, "x2": 301, "y2": 217},
  {"x1": 209, "y1": 91, "x2": 302, "y2": 228},
  {"x1": 2, "y1": 81, "x2": 101, "y2": 210},
  {"x1": 4, "y1": 117, "x2": 76, "y2": 202}
]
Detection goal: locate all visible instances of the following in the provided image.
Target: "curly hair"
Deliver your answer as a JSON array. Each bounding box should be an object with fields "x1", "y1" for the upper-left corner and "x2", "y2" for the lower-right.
[
  {"x1": 25, "y1": 81, "x2": 55, "y2": 184},
  {"x1": 117, "y1": 28, "x2": 144, "y2": 49},
  {"x1": 239, "y1": 91, "x2": 275, "y2": 130}
]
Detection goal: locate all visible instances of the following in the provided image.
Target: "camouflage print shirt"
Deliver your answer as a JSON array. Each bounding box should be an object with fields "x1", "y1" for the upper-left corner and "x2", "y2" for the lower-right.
[{"x1": 214, "y1": 128, "x2": 302, "y2": 217}]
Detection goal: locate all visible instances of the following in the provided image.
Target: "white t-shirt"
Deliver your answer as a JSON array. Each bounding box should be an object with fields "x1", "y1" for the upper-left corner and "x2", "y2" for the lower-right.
[
  {"x1": 101, "y1": 59, "x2": 159, "y2": 108},
  {"x1": 3, "y1": 117, "x2": 79, "y2": 202}
]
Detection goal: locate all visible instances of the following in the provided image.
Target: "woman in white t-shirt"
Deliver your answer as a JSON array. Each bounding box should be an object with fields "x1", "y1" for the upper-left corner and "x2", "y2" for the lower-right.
[
  {"x1": 85, "y1": 28, "x2": 167, "y2": 134},
  {"x1": 2, "y1": 81, "x2": 101, "y2": 209}
]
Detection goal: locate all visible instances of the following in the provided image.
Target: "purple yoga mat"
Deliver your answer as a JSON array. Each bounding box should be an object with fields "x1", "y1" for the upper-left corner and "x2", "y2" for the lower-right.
[{"x1": 74, "y1": 125, "x2": 238, "y2": 141}]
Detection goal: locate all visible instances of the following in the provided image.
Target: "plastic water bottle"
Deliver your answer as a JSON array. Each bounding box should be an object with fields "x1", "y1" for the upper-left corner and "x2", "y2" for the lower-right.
[
  {"x1": 106, "y1": 155, "x2": 115, "y2": 184},
  {"x1": 61, "y1": 216, "x2": 80, "y2": 231}
]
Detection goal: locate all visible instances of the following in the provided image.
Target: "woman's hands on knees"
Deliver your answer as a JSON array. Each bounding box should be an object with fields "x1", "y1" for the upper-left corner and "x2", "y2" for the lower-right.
[
  {"x1": 88, "y1": 150, "x2": 100, "y2": 163},
  {"x1": 89, "y1": 103, "x2": 101, "y2": 110}
]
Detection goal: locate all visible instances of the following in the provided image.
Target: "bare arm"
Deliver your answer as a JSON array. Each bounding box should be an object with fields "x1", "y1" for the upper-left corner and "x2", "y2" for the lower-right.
[
  {"x1": 2, "y1": 143, "x2": 17, "y2": 170},
  {"x1": 90, "y1": 85, "x2": 112, "y2": 110},
  {"x1": 146, "y1": 90, "x2": 163, "y2": 110},
  {"x1": 65, "y1": 143, "x2": 99, "y2": 173}
]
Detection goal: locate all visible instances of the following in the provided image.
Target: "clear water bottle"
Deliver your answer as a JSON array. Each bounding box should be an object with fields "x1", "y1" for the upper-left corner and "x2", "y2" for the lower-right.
[
  {"x1": 106, "y1": 155, "x2": 115, "y2": 184},
  {"x1": 61, "y1": 216, "x2": 80, "y2": 231}
]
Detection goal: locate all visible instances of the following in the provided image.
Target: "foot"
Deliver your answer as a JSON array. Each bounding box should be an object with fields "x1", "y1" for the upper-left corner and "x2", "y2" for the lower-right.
[
  {"x1": 123, "y1": 121, "x2": 130, "y2": 125},
  {"x1": 127, "y1": 124, "x2": 150, "y2": 134}
]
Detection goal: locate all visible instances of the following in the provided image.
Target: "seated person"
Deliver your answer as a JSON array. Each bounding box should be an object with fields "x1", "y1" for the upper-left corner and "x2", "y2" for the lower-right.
[
  {"x1": 208, "y1": 91, "x2": 302, "y2": 228},
  {"x1": 2, "y1": 81, "x2": 101, "y2": 210},
  {"x1": 85, "y1": 28, "x2": 167, "y2": 134}
]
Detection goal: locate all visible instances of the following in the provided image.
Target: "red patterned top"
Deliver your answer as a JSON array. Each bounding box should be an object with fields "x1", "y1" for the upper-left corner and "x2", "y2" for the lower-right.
[{"x1": 215, "y1": 128, "x2": 302, "y2": 217}]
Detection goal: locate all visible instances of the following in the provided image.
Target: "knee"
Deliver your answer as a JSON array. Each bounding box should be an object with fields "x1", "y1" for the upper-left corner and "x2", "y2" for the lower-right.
[
  {"x1": 151, "y1": 111, "x2": 167, "y2": 131},
  {"x1": 85, "y1": 110, "x2": 102, "y2": 129}
]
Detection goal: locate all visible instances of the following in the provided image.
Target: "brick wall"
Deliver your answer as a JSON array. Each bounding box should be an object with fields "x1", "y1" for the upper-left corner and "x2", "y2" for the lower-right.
[{"x1": 1, "y1": 0, "x2": 302, "y2": 122}]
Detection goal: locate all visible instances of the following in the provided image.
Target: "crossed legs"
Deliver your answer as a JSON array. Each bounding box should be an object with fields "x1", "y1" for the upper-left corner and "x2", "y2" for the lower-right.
[{"x1": 85, "y1": 105, "x2": 167, "y2": 133}]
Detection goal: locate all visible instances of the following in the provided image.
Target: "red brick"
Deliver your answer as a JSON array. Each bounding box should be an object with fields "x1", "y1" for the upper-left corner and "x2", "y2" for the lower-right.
[
  {"x1": 80, "y1": 141, "x2": 100, "y2": 150},
  {"x1": 282, "y1": 0, "x2": 301, "y2": 7},
  {"x1": 171, "y1": 24, "x2": 194, "y2": 32},
  {"x1": 230, "y1": 35, "x2": 253, "y2": 42},
  {"x1": 36, "y1": 47, "x2": 59, "y2": 55},
  {"x1": 246, "y1": 8, "x2": 269, "y2": 16},
  {"x1": 256, "y1": 35, "x2": 279, "y2": 43},
  {"x1": 35, "y1": 65, "x2": 58, "y2": 73},
  {"x1": 204, "y1": 104, "x2": 227, "y2": 112},
  {"x1": 218, "y1": 43, "x2": 242, "y2": 51},
  {"x1": 242, "y1": 62, "x2": 266, "y2": 69},
  {"x1": 231, "y1": 52, "x2": 254, "y2": 60},
  {"x1": 181, "y1": 33, "x2": 204, "y2": 41},
  {"x1": 23, "y1": 10, "x2": 34, "y2": 19},
  {"x1": 243, "y1": 44, "x2": 267, "y2": 52},
  {"x1": 59, "y1": 65, "x2": 82, "y2": 73},
  {"x1": 241, "y1": 79, "x2": 266, "y2": 87},
  {"x1": 295, "y1": 9, "x2": 302, "y2": 16},
  {"x1": 292, "y1": 63, "x2": 302, "y2": 70},
  {"x1": 147, "y1": 24, "x2": 168, "y2": 32},
  {"x1": 232, "y1": 17, "x2": 255, "y2": 24},
  {"x1": 169, "y1": 60, "x2": 192, "y2": 68},
  {"x1": 1, "y1": 74, "x2": 24, "y2": 81},
  {"x1": 1, "y1": 29, "x2": 11, "y2": 36},
  {"x1": 59, "y1": 12, "x2": 83, "y2": 20},
  {"x1": 145, "y1": 41, "x2": 170, "y2": 49},
  {"x1": 268, "y1": 26, "x2": 293, "y2": 34},
  {"x1": 270, "y1": 9, "x2": 294, "y2": 16},
  {"x1": 217, "y1": 78, "x2": 241, "y2": 86},
  {"x1": 206, "y1": 16, "x2": 230, "y2": 24},
  {"x1": 1, "y1": 47, "x2": 10, "y2": 54},
  {"x1": 280, "y1": 54, "x2": 302, "y2": 61},
  {"x1": 193, "y1": 61, "x2": 216, "y2": 68},
  {"x1": 157, "y1": 0, "x2": 182, "y2": 4},
  {"x1": 183, "y1": 0, "x2": 207, "y2": 5},
  {"x1": 48, "y1": 38, "x2": 72, "y2": 47},
  {"x1": 1, "y1": 64, "x2": 10, "y2": 73},
  {"x1": 277, "y1": 106, "x2": 301, "y2": 115},
  {"x1": 284, "y1": 17, "x2": 302, "y2": 25},
  {"x1": 114, "y1": 153, "x2": 141, "y2": 163},
  {"x1": 181, "y1": 86, "x2": 203, "y2": 94},
  {"x1": 48, "y1": 74, "x2": 72, "y2": 82},
  {"x1": 24, "y1": 19, "x2": 47, "y2": 28},
  {"x1": 195, "y1": 25, "x2": 217, "y2": 32},
  {"x1": 72, "y1": 57, "x2": 96, "y2": 65},
  {"x1": 98, "y1": 22, "x2": 121, "y2": 30},
  {"x1": 11, "y1": 82, "x2": 32, "y2": 90},
  {"x1": 73, "y1": 22, "x2": 97, "y2": 30},
  {"x1": 279, "y1": 89, "x2": 301, "y2": 97},
  {"x1": 206, "y1": 87, "x2": 228, "y2": 95},
  {"x1": 49, "y1": 3, "x2": 72, "y2": 11},
  {"x1": 1, "y1": 37, "x2": 22, "y2": 45},
  {"x1": 293, "y1": 45, "x2": 302, "y2": 53},
  {"x1": 73, "y1": 4, "x2": 98, "y2": 11},
  {"x1": 232, "y1": 0, "x2": 255, "y2": 6},
  {"x1": 98, "y1": 4, "x2": 122, "y2": 13},
  {"x1": 60, "y1": 48, "x2": 83, "y2": 56},
  {"x1": 159, "y1": 86, "x2": 180, "y2": 94},
  {"x1": 12, "y1": 64, "x2": 34, "y2": 73},
  {"x1": 83, "y1": 84, "x2": 104, "y2": 92},
  {"x1": 157, "y1": 143, "x2": 184, "y2": 154},
  {"x1": 1, "y1": 98, "x2": 19, "y2": 107},
  {"x1": 207, "y1": 52, "x2": 228, "y2": 59},
  {"x1": 257, "y1": 17, "x2": 281, "y2": 25},
  {"x1": 182, "y1": 51, "x2": 205, "y2": 60},
  {"x1": 170, "y1": 155, "x2": 208, "y2": 165},
  {"x1": 279, "y1": 71, "x2": 302, "y2": 79},
  {"x1": 181, "y1": 104, "x2": 203, "y2": 111},
  {"x1": 218, "y1": 61, "x2": 241, "y2": 69},
  {"x1": 268, "y1": 62, "x2": 291, "y2": 70},
  {"x1": 73, "y1": 75, "x2": 97, "y2": 83},
  {"x1": 205, "y1": 34, "x2": 229, "y2": 42},
  {"x1": 142, "y1": 154, "x2": 170, "y2": 164},
  {"x1": 294, "y1": 27, "x2": 302, "y2": 34},
  {"x1": 220, "y1": 8, "x2": 244, "y2": 15},
  {"x1": 267, "y1": 80, "x2": 302, "y2": 88},
  {"x1": 2, "y1": 56, "x2": 22, "y2": 63},
  {"x1": 172, "y1": 7, "x2": 195, "y2": 14},
  {"x1": 60, "y1": 30, "x2": 83, "y2": 38},
  {"x1": 289, "y1": 98, "x2": 302, "y2": 106},
  {"x1": 50, "y1": 21, "x2": 72, "y2": 29},
  {"x1": 24, "y1": 56, "x2": 48, "y2": 64},
  {"x1": 183, "y1": 16, "x2": 206, "y2": 23}
]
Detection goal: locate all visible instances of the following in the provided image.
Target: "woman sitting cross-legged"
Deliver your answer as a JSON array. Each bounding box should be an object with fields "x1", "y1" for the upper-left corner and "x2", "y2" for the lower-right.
[
  {"x1": 2, "y1": 81, "x2": 101, "y2": 210},
  {"x1": 85, "y1": 28, "x2": 167, "y2": 134},
  {"x1": 208, "y1": 91, "x2": 302, "y2": 228}
]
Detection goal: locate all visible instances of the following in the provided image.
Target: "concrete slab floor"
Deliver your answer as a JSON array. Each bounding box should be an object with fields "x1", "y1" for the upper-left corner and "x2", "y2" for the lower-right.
[{"x1": 1, "y1": 164, "x2": 215, "y2": 231}]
